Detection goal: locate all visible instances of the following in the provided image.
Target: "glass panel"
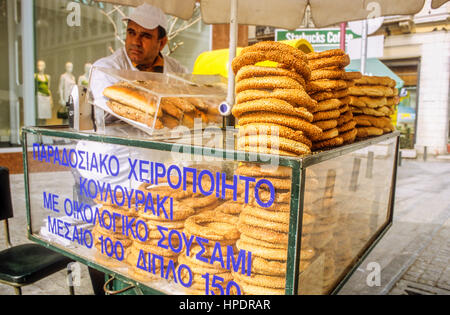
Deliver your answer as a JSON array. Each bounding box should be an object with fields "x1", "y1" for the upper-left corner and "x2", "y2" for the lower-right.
[
  {"x1": 34, "y1": 0, "x2": 122, "y2": 126},
  {"x1": 298, "y1": 137, "x2": 396, "y2": 294},
  {"x1": 89, "y1": 68, "x2": 226, "y2": 137},
  {"x1": 26, "y1": 131, "x2": 293, "y2": 295},
  {"x1": 34, "y1": 1, "x2": 212, "y2": 128},
  {"x1": 166, "y1": 6, "x2": 211, "y2": 73}
]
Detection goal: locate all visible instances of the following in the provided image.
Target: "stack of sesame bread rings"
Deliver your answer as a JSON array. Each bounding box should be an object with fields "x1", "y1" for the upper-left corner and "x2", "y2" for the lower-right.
[{"x1": 231, "y1": 41, "x2": 322, "y2": 157}]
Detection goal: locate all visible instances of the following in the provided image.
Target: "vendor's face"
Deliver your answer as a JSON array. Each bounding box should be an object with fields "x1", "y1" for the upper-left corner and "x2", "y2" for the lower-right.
[{"x1": 125, "y1": 20, "x2": 167, "y2": 66}]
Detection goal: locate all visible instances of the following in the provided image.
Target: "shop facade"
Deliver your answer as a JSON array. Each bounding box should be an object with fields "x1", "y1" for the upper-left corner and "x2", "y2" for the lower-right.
[{"x1": 379, "y1": 2, "x2": 450, "y2": 154}]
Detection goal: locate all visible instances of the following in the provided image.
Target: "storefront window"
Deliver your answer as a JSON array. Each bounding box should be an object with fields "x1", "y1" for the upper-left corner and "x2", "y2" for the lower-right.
[
  {"x1": 34, "y1": 1, "x2": 210, "y2": 127},
  {"x1": 397, "y1": 87, "x2": 417, "y2": 149},
  {"x1": 0, "y1": 1, "x2": 212, "y2": 143},
  {"x1": 34, "y1": 0, "x2": 123, "y2": 126}
]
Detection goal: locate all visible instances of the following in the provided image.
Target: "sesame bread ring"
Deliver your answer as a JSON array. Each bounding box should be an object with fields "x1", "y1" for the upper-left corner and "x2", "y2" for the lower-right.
[
  {"x1": 180, "y1": 247, "x2": 230, "y2": 272},
  {"x1": 250, "y1": 256, "x2": 287, "y2": 276},
  {"x1": 337, "y1": 110, "x2": 353, "y2": 125},
  {"x1": 236, "y1": 239, "x2": 288, "y2": 261},
  {"x1": 231, "y1": 50, "x2": 311, "y2": 80},
  {"x1": 312, "y1": 137, "x2": 344, "y2": 151},
  {"x1": 236, "y1": 65, "x2": 306, "y2": 87},
  {"x1": 338, "y1": 104, "x2": 350, "y2": 114},
  {"x1": 310, "y1": 88, "x2": 349, "y2": 102},
  {"x1": 356, "y1": 127, "x2": 383, "y2": 138},
  {"x1": 237, "y1": 112, "x2": 323, "y2": 139},
  {"x1": 314, "y1": 119, "x2": 338, "y2": 131},
  {"x1": 306, "y1": 79, "x2": 349, "y2": 93},
  {"x1": 235, "y1": 76, "x2": 303, "y2": 94},
  {"x1": 235, "y1": 163, "x2": 292, "y2": 179},
  {"x1": 241, "y1": 41, "x2": 308, "y2": 63},
  {"x1": 354, "y1": 115, "x2": 374, "y2": 127},
  {"x1": 312, "y1": 98, "x2": 342, "y2": 113},
  {"x1": 237, "y1": 135, "x2": 311, "y2": 156},
  {"x1": 354, "y1": 75, "x2": 396, "y2": 87},
  {"x1": 235, "y1": 89, "x2": 317, "y2": 111},
  {"x1": 139, "y1": 200, "x2": 194, "y2": 221},
  {"x1": 238, "y1": 146, "x2": 298, "y2": 157},
  {"x1": 232, "y1": 271, "x2": 285, "y2": 289},
  {"x1": 312, "y1": 109, "x2": 341, "y2": 122},
  {"x1": 214, "y1": 201, "x2": 243, "y2": 215},
  {"x1": 238, "y1": 123, "x2": 312, "y2": 148},
  {"x1": 239, "y1": 234, "x2": 287, "y2": 251},
  {"x1": 242, "y1": 204, "x2": 290, "y2": 224},
  {"x1": 348, "y1": 95, "x2": 366, "y2": 108},
  {"x1": 308, "y1": 54, "x2": 350, "y2": 71},
  {"x1": 306, "y1": 49, "x2": 346, "y2": 60},
  {"x1": 232, "y1": 98, "x2": 313, "y2": 122},
  {"x1": 184, "y1": 210, "x2": 239, "y2": 242},
  {"x1": 349, "y1": 85, "x2": 394, "y2": 97},
  {"x1": 386, "y1": 96, "x2": 400, "y2": 106},
  {"x1": 339, "y1": 96, "x2": 351, "y2": 105},
  {"x1": 340, "y1": 128, "x2": 358, "y2": 144},
  {"x1": 131, "y1": 242, "x2": 179, "y2": 258},
  {"x1": 310, "y1": 69, "x2": 347, "y2": 81},
  {"x1": 342, "y1": 71, "x2": 363, "y2": 81},
  {"x1": 238, "y1": 282, "x2": 285, "y2": 295},
  {"x1": 337, "y1": 120, "x2": 357, "y2": 133},
  {"x1": 350, "y1": 105, "x2": 362, "y2": 112},
  {"x1": 313, "y1": 128, "x2": 339, "y2": 142},
  {"x1": 249, "y1": 191, "x2": 291, "y2": 209},
  {"x1": 238, "y1": 222, "x2": 289, "y2": 244},
  {"x1": 355, "y1": 115, "x2": 392, "y2": 129},
  {"x1": 145, "y1": 219, "x2": 186, "y2": 231},
  {"x1": 177, "y1": 254, "x2": 226, "y2": 275},
  {"x1": 356, "y1": 106, "x2": 391, "y2": 117},
  {"x1": 239, "y1": 213, "x2": 289, "y2": 233},
  {"x1": 358, "y1": 96, "x2": 388, "y2": 108}
]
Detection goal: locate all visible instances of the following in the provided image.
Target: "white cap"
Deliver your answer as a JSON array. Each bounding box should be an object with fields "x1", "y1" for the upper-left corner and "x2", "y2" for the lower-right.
[{"x1": 122, "y1": 3, "x2": 167, "y2": 32}]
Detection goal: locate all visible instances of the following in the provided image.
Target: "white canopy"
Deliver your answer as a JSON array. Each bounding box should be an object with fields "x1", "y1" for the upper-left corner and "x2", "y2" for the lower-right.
[
  {"x1": 96, "y1": 0, "x2": 448, "y2": 28},
  {"x1": 95, "y1": 0, "x2": 448, "y2": 108}
]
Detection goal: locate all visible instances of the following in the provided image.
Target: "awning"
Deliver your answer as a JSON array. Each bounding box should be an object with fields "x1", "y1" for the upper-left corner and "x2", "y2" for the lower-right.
[
  {"x1": 346, "y1": 58, "x2": 404, "y2": 89},
  {"x1": 94, "y1": 0, "x2": 446, "y2": 28}
]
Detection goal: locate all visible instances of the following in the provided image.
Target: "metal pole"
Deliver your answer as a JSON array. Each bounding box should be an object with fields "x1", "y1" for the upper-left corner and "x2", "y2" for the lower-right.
[
  {"x1": 360, "y1": 19, "x2": 368, "y2": 75},
  {"x1": 7, "y1": 0, "x2": 20, "y2": 144},
  {"x1": 225, "y1": 0, "x2": 238, "y2": 127},
  {"x1": 22, "y1": 0, "x2": 36, "y2": 128},
  {"x1": 340, "y1": 22, "x2": 347, "y2": 51}
]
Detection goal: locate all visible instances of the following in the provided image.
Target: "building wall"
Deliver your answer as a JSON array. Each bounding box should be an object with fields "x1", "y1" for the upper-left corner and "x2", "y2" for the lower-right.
[
  {"x1": 416, "y1": 33, "x2": 450, "y2": 154},
  {"x1": 384, "y1": 31, "x2": 450, "y2": 154}
]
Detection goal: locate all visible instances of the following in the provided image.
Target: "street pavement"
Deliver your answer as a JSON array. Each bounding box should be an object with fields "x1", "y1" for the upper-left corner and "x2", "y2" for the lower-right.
[{"x1": 0, "y1": 159, "x2": 449, "y2": 295}]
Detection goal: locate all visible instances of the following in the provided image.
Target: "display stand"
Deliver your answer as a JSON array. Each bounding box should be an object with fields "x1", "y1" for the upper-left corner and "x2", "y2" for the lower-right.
[{"x1": 22, "y1": 124, "x2": 399, "y2": 295}]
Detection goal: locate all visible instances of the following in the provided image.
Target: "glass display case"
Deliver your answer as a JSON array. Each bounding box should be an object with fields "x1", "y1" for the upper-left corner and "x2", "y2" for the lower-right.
[
  {"x1": 22, "y1": 124, "x2": 399, "y2": 295},
  {"x1": 89, "y1": 68, "x2": 227, "y2": 136}
]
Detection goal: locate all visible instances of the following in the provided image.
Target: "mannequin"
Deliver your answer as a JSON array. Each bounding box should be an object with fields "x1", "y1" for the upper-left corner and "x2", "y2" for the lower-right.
[
  {"x1": 58, "y1": 62, "x2": 76, "y2": 122},
  {"x1": 78, "y1": 63, "x2": 92, "y2": 87},
  {"x1": 35, "y1": 60, "x2": 53, "y2": 124}
]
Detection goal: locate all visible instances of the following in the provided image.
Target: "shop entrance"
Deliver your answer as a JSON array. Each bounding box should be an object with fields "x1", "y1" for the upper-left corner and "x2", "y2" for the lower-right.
[{"x1": 383, "y1": 58, "x2": 421, "y2": 150}]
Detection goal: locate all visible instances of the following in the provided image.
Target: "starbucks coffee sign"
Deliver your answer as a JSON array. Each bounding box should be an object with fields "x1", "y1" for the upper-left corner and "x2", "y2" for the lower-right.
[{"x1": 275, "y1": 28, "x2": 361, "y2": 52}]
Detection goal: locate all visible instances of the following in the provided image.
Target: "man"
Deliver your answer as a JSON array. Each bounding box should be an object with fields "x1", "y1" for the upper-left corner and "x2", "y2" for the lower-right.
[
  {"x1": 83, "y1": 3, "x2": 187, "y2": 295},
  {"x1": 90, "y1": 3, "x2": 187, "y2": 113}
]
